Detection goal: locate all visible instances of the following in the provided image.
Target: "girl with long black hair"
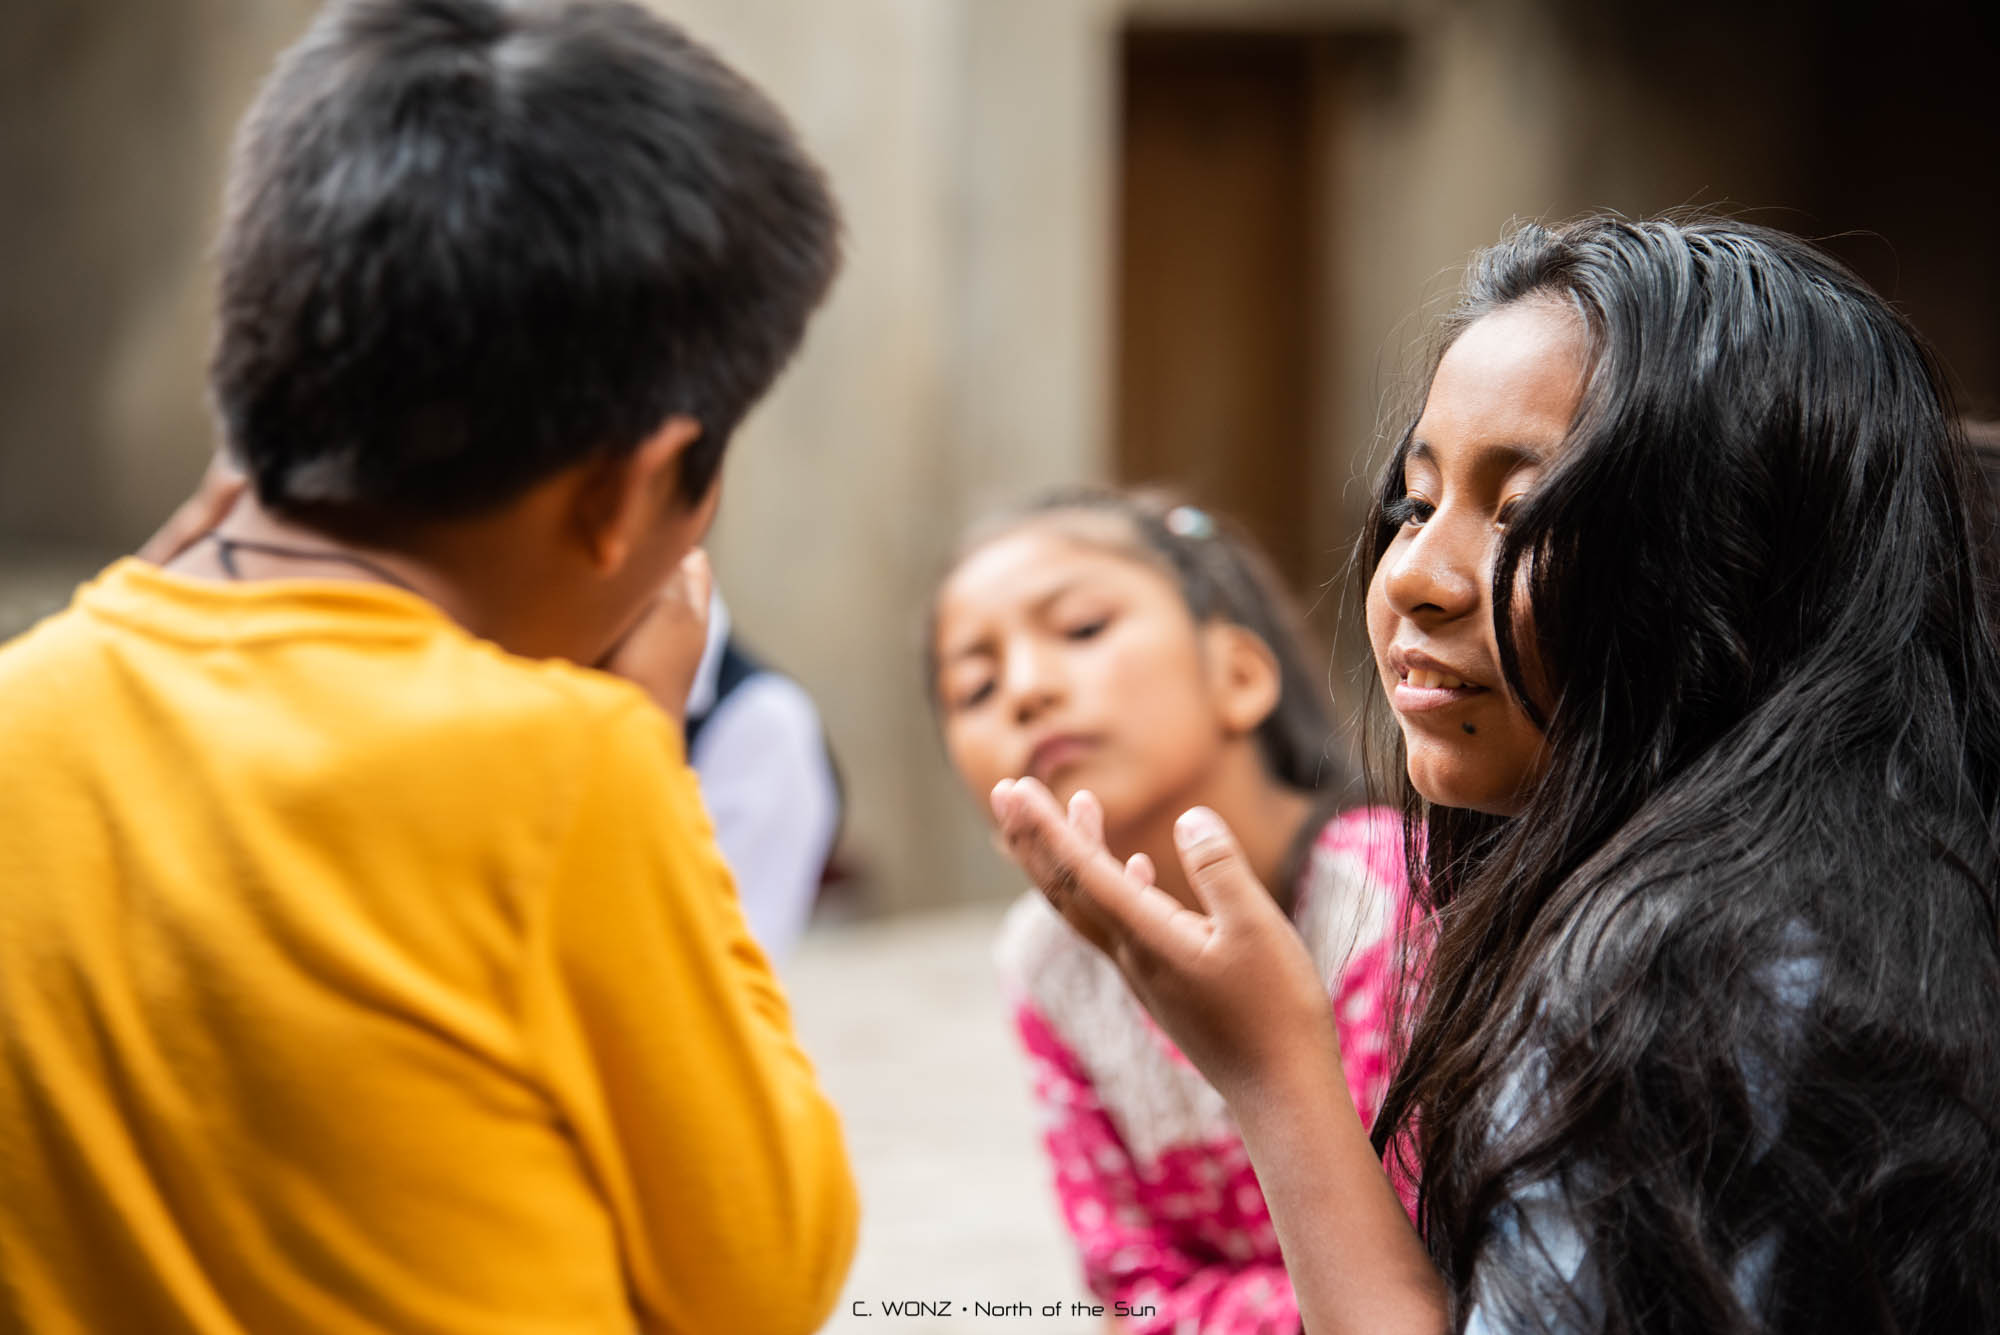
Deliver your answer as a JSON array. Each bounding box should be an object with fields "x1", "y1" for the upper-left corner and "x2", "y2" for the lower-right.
[{"x1": 988, "y1": 215, "x2": 2000, "y2": 1334}]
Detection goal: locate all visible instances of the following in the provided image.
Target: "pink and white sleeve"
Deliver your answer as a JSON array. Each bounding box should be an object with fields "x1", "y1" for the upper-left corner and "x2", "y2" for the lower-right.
[{"x1": 1013, "y1": 1002, "x2": 1302, "y2": 1335}]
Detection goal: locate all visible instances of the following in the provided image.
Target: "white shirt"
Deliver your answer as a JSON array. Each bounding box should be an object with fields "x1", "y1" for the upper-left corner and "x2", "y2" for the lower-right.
[{"x1": 684, "y1": 591, "x2": 839, "y2": 963}]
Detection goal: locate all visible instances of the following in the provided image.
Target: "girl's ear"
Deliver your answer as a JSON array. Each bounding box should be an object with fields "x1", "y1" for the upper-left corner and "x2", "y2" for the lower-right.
[{"x1": 1204, "y1": 622, "x2": 1282, "y2": 737}]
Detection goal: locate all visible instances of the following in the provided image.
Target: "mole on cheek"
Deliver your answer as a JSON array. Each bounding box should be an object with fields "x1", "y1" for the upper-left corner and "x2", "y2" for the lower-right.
[{"x1": 1462, "y1": 722, "x2": 1477, "y2": 735}]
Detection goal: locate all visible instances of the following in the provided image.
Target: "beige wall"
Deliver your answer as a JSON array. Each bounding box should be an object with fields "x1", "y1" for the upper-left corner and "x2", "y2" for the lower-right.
[
  {"x1": 0, "y1": 0, "x2": 319, "y2": 550},
  {"x1": 650, "y1": 0, "x2": 1120, "y2": 910}
]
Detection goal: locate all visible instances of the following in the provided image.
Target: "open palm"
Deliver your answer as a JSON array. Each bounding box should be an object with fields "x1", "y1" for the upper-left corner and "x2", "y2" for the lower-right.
[{"x1": 989, "y1": 777, "x2": 1340, "y2": 1099}]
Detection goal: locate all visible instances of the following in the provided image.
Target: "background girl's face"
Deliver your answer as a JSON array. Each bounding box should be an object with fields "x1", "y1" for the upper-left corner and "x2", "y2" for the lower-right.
[
  {"x1": 1366, "y1": 300, "x2": 1587, "y2": 816},
  {"x1": 934, "y1": 523, "x2": 1236, "y2": 843}
]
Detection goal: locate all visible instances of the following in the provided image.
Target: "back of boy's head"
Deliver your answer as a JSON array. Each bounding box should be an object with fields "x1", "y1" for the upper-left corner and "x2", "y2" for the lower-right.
[
  {"x1": 944, "y1": 487, "x2": 1351, "y2": 797},
  {"x1": 211, "y1": 0, "x2": 840, "y2": 530}
]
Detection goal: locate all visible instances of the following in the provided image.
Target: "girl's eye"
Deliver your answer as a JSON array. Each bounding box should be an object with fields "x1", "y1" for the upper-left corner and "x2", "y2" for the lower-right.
[
  {"x1": 1496, "y1": 497, "x2": 1523, "y2": 528},
  {"x1": 955, "y1": 679, "x2": 995, "y2": 710},
  {"x1": 1384, "y1": 494, "x2": 1435, "y2": 528},
  {"x1": 1064, "y1": 616, "x2": 1110, "y2": 642}
]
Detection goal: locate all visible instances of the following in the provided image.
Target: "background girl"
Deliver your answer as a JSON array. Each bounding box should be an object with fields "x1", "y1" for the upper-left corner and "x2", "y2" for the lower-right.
[
  {"x1": 989, "y1": 216, "x2": 2000, "y2": 1335},
  {"x1": 929, "y1": 489, "x2": 1411, "y2": 1334}
]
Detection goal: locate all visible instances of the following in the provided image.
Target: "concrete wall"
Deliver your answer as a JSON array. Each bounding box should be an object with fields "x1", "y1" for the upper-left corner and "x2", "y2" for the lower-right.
[
  {"x1": 652, "y1": 0, "x2": 1122, "y2": 911},
  {"x1": 0, "y1": 0, "x2": 319, "y2": 550}
]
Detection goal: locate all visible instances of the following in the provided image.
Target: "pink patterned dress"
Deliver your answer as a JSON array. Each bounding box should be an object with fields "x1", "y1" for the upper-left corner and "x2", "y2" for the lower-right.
[{"x1": 994, "y1": 806, "x2": 1410, "y2": 1335}]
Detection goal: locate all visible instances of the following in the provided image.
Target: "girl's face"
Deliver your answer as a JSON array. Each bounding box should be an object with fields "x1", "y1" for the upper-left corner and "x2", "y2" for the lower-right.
[
  {"x1": 934, "y1": 524, "x2": 1246, "y2": 839},
  {"x1": 1366, "y1": 300, "x2": 1587, "y2": 816}
]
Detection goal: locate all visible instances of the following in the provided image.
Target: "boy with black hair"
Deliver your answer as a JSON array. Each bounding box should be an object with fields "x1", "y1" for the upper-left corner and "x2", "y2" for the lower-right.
[{"x1": 0, "y1": 2, "x2": 855, "y2": 1331}]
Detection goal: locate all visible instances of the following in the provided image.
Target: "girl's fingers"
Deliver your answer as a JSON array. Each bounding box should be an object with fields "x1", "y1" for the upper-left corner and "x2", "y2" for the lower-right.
[
  {"x1": 993, "y1": 778, "x2": 1209, "y2": 963},
  {"x1": 1125, "y1": 852, "x2": 1156, "y2": 886},
  {"x1": 1066, "y1": 788, "x2": 1105, "y2": 852},
  {"x1": 1172, "y1": 806, "x2": 1273, "y2": 922},
  {"x1": 991, "y1": 780, "x2": 1105, "y2": 939}
]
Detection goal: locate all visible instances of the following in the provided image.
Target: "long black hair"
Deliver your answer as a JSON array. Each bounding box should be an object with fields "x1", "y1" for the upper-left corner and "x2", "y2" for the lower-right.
[{"x1": 1364, "y1": 217, "x2": 2000, "y2": 1332}]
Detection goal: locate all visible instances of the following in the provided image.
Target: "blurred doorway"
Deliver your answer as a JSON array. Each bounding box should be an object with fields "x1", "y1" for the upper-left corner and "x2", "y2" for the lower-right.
[{"x1": 1114, "y1": 29, "x2": 1330, "y2": 597}]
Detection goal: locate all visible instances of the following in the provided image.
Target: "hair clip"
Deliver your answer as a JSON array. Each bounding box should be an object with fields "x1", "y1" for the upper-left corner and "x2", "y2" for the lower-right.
[{"x1": 1164, "y1": 505, "x2": 1215, "y2": 540}]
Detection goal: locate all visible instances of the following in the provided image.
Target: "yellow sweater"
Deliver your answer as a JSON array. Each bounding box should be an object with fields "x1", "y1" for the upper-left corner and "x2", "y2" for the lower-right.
[{"x1": 0, "y1": 560, "x2": 857, "y2": 1335}]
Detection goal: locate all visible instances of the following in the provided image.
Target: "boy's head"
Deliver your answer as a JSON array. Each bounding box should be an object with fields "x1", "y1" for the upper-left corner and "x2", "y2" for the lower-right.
[{"x1": 210, "y1": 0, "x2": 840, "y2": 536}]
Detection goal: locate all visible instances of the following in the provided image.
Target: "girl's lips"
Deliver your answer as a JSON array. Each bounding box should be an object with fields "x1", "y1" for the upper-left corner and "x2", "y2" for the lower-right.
[
  {"x1": 1026, "y1": 734, "x2": 1097, "y2": 781},
  {"x1": 1390, "y1": 680, "x2": 1488, "y2": 713}
]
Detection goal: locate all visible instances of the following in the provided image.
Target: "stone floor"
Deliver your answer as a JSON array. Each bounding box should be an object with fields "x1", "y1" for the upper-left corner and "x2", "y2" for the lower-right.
[{"x1": 785, "y1": 901, "x2": 1097, "y2": 1335}]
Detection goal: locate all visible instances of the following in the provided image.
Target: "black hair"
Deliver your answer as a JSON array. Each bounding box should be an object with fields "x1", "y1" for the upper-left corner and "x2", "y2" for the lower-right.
[
  {"x1": 210, "y1": 0, "x2": 840, "y2": 531},
  {"x1": 1363, "y1": 216, "x2": 2000, "y2": 1331},
  {"x1": 1967, "y1": 420, "x2": 2000, "y2": 564},
  {"x1": 930, "y1": 486, "x2": 1355, "y2": 803}
]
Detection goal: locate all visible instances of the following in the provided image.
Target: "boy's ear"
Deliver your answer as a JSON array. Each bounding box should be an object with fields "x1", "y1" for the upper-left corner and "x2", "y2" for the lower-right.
[
  {"x1": 1204, "y1": 622, "x2": 1282, "y2": 737},
  {"x1": 573, "y1": 414, "x2": 706, "y2": 575}
]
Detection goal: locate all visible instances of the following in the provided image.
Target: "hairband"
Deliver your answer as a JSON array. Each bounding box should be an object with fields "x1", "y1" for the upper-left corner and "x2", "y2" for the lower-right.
[{"x1": 1164, "y1": 505, "x2": 1215, "y2": 540}]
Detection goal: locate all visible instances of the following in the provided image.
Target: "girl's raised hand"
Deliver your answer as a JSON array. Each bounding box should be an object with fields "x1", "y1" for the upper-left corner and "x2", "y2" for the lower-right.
[{"x1": 989, "y1": 776, "x2": 1340, "y2": 1100}]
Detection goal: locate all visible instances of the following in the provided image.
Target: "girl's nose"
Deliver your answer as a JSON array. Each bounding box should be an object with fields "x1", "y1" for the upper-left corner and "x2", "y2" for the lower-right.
[
  {"x1": 1381, "y1": 512, "x2": 1483, "y2": 622},
  {"x1": 1000, "y1": 641, "x2": 1065, "y2": 724}
]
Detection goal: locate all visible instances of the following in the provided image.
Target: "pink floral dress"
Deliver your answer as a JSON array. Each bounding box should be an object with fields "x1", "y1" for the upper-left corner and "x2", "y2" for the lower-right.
[{"x1": 995, "y1": 807, "x2": 1410, "y2": 1335}]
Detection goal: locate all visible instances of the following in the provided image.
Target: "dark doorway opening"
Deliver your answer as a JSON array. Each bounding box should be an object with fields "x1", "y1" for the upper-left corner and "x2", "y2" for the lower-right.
[{"x1": 1113, "y1": 29, "x2": 1331, "y2": 599}]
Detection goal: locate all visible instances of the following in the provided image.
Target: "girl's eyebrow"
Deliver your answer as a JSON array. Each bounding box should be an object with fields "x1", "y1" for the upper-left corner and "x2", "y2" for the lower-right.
[
  {"x1": 1409, "y1": 439, "x2": 1548, "y2": 470},
  {"x1": 941, "y1": 637, "x2": 993, "y2": 667},
  {"x1": 942, "y1": 577, "x2": 1088, "y2": 664}
]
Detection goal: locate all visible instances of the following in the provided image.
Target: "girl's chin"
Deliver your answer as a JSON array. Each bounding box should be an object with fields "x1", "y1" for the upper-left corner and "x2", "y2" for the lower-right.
[
  {"x1": 1025, "y1": 769, "x2": 1166, "y2": 842},
  {"x1": 1046, "y1": 768, "x2": 1117, "y2": 811},
  {"x1": 1404, "y1": 756, "x2": 1528, "y2": 818},
  {"x1": 1415, "y1": 792, "x2": 1528, "y2": 820}
]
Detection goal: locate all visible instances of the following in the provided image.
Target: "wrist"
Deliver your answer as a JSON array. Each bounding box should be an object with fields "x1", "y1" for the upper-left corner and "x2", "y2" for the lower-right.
[{"x1": 1225, "y1": 1018, "x2": 1350, "y2": 1123}]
